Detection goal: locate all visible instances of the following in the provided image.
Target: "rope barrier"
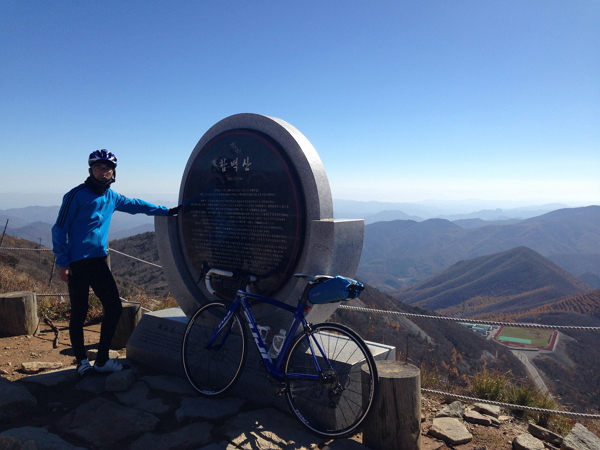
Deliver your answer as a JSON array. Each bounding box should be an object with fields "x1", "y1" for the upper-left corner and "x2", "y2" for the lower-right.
[
  {"x1": 108, "y1": 248, "x2": 163, "y2": 268},
  {"x1": 338, "y1": 304, "x2": 600, "y2": 332},
  {"x1": 0, "y1": 247, "x2": 52, "y2": 251},
  {"x1": 421, "y1": 389, "x2": 600, "y2": 420},
  {"x1": 0, "y1": 246, "x2": 163, "y2": 268}
]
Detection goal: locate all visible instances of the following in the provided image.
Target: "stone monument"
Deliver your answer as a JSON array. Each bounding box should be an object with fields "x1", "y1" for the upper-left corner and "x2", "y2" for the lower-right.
[
  {"x1": 127, "y1": 114, "x2": 394, "y2": 403},
  {"x1": 155, "y1": 113, "x2": 365, "y2": 325}
]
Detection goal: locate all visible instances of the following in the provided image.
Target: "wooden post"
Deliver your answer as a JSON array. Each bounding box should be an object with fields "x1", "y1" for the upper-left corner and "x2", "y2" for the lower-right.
[
  {"x1": 110, "y1": 302, "x2": 142, "y2": 349},
  {"x1": 0, "y1": 292, "x2": 39, "y2": 337},
  {"x1": 0, "y1": 219, "x2": 8, "y2": 247},
  {"x1": 362, "y1": 360, "x2": 421, "y2": 450}
]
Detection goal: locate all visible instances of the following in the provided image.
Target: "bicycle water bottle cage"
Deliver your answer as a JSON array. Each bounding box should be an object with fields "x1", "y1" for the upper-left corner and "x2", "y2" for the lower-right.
[{"x1": 307, "y1": 276, "x2": 365, "y2": 304}]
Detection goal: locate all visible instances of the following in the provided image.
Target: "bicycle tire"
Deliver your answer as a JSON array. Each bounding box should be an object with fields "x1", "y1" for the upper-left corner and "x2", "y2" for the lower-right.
[
  {"x1": 182, "y1": 302, "x2": 247, "y2": 396},
  {"x1": 283, "y1": 322, "x2": 378, "y2": 438}
]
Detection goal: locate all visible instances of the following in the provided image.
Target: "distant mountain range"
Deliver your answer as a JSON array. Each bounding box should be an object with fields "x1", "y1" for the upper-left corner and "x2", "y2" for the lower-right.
[
  {"x1": 334, "y1": 199, "x2": 570, "y2": 222},
  {"x1": 1, "y1": 200, "x2": 575, "y2": 250},
  {"x1": 0, "y1": 205, "x2": 156, "y2": 248},
  {"x1": 394, "y1": 246, "x2": 592, "y2": 316},
  {"x1": 358, "y1": 205, "x2": 600, "y2": 291},
  {"x1": 4, "y1": 202, "x2": 600, "y2": 290}
]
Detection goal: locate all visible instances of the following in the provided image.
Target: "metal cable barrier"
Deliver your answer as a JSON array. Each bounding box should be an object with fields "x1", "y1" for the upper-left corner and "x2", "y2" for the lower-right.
[
  {"x1": 420, "y1": 389, "x2": 600, "y2": 420},
  {"x1": 338, "y1": 304, "x2": 600, "y2": 332},
  {"x1": 3, "y1": 245, "x2": 600, "y2": 418},
  {"x1": 338, "y1": 304, "x2": 600, "y2": 419},
  {"x1": 0, "y1": 247, "x2": 53, "y2": 251},
  {"x1": 108, "y1": 248, "x2": 163, "y2": 268}
]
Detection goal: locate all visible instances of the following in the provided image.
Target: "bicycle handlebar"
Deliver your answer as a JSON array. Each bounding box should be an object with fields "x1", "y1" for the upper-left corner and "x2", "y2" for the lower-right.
[
  {"x1": 205, "y1": 269, "x2": 233, "y2": 295},
  {"x1": 204, "y1": 268, "x2": 256, "y2": 296},
  {"x1": 293, "y1": 273, "x2": 317, "y2": 282},
  {"x1": 204, "y1": 268, "x2": 331, "y2": 298}
]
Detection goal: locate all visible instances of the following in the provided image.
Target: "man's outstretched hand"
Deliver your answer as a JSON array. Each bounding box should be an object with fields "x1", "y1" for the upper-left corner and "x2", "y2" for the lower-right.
[{"x1": 167, "y1": 205, "x2": 182, "y2": 216}]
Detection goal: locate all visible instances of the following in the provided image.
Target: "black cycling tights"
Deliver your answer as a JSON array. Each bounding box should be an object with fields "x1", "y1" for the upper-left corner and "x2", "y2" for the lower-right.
[{"x1": 68, "y1": 257, "x2": 122, "y2": 364}]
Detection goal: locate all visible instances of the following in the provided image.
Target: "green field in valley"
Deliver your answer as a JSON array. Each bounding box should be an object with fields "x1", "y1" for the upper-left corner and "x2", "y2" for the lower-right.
[{"x1": 495, "y1": 326, "x2": 554, "y2": 347}]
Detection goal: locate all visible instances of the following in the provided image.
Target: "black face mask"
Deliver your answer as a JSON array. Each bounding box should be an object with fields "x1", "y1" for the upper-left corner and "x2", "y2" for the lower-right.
[{"x1": 85, "y1": 175, "x2": 114, "y2": 195}]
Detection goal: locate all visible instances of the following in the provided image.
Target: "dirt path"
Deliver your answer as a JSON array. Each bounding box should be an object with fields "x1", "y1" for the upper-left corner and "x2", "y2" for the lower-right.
[{"x1": 1, "y1": 320, "x2": 108, "y2": 381}]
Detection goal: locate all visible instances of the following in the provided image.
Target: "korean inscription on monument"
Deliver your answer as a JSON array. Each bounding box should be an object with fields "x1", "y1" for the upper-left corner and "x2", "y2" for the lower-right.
[{"x1": 181, "y1": 129, "x2": 306, "y2": 298}]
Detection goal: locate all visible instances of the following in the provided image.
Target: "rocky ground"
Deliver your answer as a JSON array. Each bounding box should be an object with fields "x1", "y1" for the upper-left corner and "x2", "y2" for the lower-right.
[{"x1": 1, "y1": 321, "x2": 598, "y2": 450}]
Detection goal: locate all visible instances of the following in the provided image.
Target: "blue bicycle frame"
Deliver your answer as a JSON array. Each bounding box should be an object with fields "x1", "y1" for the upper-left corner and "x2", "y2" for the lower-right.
[{"x1": 208, "y1": 289, "x2": 332, "y2": 382}]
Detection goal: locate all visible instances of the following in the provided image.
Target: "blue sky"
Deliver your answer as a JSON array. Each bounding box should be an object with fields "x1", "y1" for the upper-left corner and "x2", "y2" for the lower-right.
[{"x1": 1, "y1": 1, "x2": 598, "y2": 210}]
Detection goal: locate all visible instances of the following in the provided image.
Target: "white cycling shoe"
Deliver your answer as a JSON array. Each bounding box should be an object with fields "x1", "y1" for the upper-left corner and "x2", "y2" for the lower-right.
[
  {"x1": 94, "y1": 359, "x2": 123, "y2": 373},
  {"x1": 77, "y1": 359, "x2": 94, "y2": 378}
]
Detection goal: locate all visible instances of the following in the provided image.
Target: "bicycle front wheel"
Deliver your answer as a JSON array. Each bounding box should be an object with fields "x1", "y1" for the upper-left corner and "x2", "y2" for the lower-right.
[
  {"x1": 182, "y1": 302, "x2": 247, "y2": 396},
  {"x1": 283, "y1": 323, "x2": 378, "y2": 438}
]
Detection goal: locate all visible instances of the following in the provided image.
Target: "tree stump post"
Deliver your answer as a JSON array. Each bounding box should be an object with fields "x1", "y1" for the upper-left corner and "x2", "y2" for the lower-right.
[
  {"x1": 110, "y1": 302, "x2": 142, "y2": 349},
  {"x1": 0, "y1": 291, "x2": 39, "y2": 337},
  {"x1": 362, "y1": 360, "x2": 421, "y2": 450}
]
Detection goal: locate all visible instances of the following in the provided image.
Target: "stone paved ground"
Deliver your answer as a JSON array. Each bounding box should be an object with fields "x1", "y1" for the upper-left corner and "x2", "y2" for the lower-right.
[
  {"x1": 3, "y1": 322, "x2": 599, "y2": 450},
  {"x1": 1, "y1": 360, "x2": 371, "y2": 450}
]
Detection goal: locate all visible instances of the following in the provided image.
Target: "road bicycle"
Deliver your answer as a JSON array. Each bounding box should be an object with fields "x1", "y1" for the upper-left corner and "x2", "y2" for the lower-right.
[{"x1": 181, "y1": 268, "x2": 379, "y2": 438}]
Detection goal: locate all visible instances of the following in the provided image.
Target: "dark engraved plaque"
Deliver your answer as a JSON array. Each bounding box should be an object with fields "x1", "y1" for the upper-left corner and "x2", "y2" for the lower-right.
[{"x1": 181, "y1": 129, "x2": 306, "y2": 299}]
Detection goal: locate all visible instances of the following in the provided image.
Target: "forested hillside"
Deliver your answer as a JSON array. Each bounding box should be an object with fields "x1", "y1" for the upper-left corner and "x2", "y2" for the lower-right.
[
  {"x1": 519, "y1": 312, "x2": 600, "y2": 412},
  {"x1": 0, "y1": 235, "x2": 67, "y2": 293},
  {"x1": 108, "y1": 232, "x2": 169, "y2": 299},
  {"x1": 393, "y1": 246, "x2": 592, "y2": 317},
  {"x1": 331, "y1": 284, "x2": 527, "y2": 380}
]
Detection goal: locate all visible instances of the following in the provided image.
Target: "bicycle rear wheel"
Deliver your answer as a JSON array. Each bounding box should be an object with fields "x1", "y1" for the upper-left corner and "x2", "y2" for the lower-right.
[
  {"x1": 283, "y1": 322, "x2": 378, "y2": 438},
  {"x1": 182, "y1": 302, "x2": 247, "y2": 396}
]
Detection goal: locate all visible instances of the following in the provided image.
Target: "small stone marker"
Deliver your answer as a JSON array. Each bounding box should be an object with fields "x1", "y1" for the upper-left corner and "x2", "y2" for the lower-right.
[
  {"x1": 0, "y1": 291, "x2": 39, "y2": 337},
  {"x1": 110, "y1": 302, "x2": 142, "y2": 349}
]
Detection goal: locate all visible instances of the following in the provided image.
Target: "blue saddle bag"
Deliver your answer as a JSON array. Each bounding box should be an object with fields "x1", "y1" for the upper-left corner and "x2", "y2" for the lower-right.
[{"x1": 307, "y1": 276, "x2": 365, "y2": 304}]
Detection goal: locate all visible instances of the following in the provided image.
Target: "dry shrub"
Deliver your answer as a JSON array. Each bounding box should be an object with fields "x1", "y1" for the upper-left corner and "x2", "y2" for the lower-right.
[
  {"x1": 472, "y1": 369, "x2": 509, "y2": 401},
  {"x1": 0, "y1": 263, "x2": 38, "y2": 293}
]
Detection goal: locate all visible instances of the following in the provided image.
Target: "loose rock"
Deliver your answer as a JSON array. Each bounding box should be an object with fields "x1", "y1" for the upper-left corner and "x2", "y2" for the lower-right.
[
  {"x1": 56, "y1": 397, "x2": 160, "y2": 447},
  {"x1": 435, "y1": 401, "x2": 465, "y2": 418},
  {"x1": 428, "y1": 417, "x2": 473, "y2": 445},
  {"x1": 1, "y1": 426, "x2": 87, "y2": 450},
  {"x1": 21, "y1": 361, "x2": 63, "y2": 374},
  {"x1": 513, "y1": 433, "x2": 545, "y2": 450},
  {"x1": 0, "y1": 377, "x2": 37, "y2": 420},
  {"x1": 130, "y1": 422, "x2": 212, "y2": 450},
  {"x1": 464, "y1": 410, "x2": 492, "y2": 426},
  {"x1": 528, "y1": 423, "x2": 562, "y2": 446},
  {"x1": 562, "y1": 423, "x2": 600, "y2": 450},
  {"x1": 105, "y1": 368, "x2": 135, "y2": 392},
  {"x1": 474, "y1": 402, "x2": 501, "y2": 418}
]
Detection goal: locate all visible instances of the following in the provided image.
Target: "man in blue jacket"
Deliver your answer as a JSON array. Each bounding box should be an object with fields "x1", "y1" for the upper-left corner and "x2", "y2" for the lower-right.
[{"x1": 52, "y1": 149, "x2": 178, "y2": 376}]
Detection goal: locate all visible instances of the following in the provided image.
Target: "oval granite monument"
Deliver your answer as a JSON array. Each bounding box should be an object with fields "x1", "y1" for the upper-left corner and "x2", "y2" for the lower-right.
[{"x1": 155, "y1": 113, "x2": 364, "y2": 327}]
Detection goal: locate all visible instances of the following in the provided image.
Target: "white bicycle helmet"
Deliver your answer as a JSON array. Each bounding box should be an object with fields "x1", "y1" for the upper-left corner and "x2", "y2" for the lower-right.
[{"x1": 88, "y1": 149, "x2": 117, "y2": 168}]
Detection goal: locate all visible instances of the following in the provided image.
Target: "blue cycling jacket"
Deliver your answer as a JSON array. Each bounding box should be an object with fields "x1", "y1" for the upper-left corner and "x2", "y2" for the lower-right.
[{"x1": 52, "y1": 183, "x2": 169, "y2": 268}]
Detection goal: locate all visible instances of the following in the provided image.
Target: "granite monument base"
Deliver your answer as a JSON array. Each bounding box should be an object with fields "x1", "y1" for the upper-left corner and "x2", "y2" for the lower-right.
[{"x1": 127, "y1": 307, "x2": 396, "y2": 408}]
